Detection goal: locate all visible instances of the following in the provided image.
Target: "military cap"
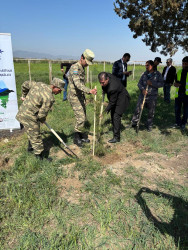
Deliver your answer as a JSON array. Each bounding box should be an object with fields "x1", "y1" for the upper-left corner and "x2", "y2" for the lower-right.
[
  {"x1": 154, "y1": 57, "x2": 162, "y2": 63},
  {"x1": 52, "y1": 78, "x2": 65, "y2": 90},
  {"x1": 83, "y1": 49, "x2": 95, "y2": 65}
]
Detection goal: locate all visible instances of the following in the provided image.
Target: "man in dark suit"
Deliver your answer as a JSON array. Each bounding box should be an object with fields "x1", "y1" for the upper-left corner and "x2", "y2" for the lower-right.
[
  {"x1": 112, "y1": 53, "x2": 132, "y2": 87},
  {"x1": 98, "y1": 72, "x2": 130, "y2": 143},
  {"x1": 162, "y1": 58, "x2": 176, "y2": 103}
]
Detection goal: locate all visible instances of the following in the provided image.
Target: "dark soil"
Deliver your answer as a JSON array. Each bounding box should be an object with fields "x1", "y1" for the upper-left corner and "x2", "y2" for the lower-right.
[{"x1": 0, "y1": 129, "x2": 24, "y2": 141}]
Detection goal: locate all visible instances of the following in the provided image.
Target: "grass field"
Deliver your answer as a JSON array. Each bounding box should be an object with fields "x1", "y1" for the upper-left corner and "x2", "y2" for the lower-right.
[{"x1": 0, "y1": 62, "x2": 187, "y2": 249}]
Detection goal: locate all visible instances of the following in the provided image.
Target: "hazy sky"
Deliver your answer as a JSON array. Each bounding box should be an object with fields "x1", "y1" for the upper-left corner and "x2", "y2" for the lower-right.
[{"x1": 1, "y1": 0, "x2": 187, "y2": 64}]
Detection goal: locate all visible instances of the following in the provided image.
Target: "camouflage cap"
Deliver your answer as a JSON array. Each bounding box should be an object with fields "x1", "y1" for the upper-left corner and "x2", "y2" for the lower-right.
[
  {"x1": 51, "y1": 78, "x2": 65, "y2": 90},
  {"x1": 83, "y1": 49, "x2": 95, "y2": 65}
]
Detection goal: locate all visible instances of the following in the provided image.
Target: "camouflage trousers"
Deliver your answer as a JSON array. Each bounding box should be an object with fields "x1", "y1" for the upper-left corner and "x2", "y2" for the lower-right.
[
  {"x1": 19, "y1": 118, "x2": 44, "y2": 155},
  {"x1": 69, "y1": 96, "x2": 86, "y2": 132},
  {"x1": 132, "y1": 94, "x2": 158, "y2": 127}
]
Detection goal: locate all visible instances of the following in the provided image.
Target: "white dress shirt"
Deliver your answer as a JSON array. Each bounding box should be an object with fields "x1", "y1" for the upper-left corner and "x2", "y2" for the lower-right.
[
  {"x1": 121, "y1": 59, "x2": 127, "y2": 81},
  {"x1": 164, "y1": 65, "x2": 171, "y2": 81}
]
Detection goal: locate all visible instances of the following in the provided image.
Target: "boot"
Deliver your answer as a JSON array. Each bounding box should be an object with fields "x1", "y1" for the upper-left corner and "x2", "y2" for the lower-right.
[
  {"x1": 80, "y1": 132, "x2": 90, "y2": 143},
  {"x1": 73, "y1": 132, "x2": 82, "y2": 147},
  {"x1": 108, "y1": 137, "x2": 120, "y2": 143},
  {"x1": 27, "y1": 140, "x2": 33, "y2": 152},
  {"x1": 35, "y1": 152, "x2": 52, "y2": 162},
  {"x1": 35, "y1": 153, "x2": 43, "y2": 160}
]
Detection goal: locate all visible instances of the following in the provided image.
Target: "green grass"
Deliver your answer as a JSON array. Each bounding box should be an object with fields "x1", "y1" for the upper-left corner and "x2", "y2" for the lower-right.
[{"x1": 0, "y1": 62, "x2": 187, "y2": 249}]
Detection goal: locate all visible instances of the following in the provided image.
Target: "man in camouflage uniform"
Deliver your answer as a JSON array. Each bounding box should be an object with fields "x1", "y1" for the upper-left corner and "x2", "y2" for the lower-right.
[
  {"x1": 131, "y1": 60, "x2": 163, "y2": 131},
  {"x1": 16, "y1": 78, "x2": 64, "y2": 160},
  {"x1": 68, "y1": 49, "x2": 97, "y2": 147}
]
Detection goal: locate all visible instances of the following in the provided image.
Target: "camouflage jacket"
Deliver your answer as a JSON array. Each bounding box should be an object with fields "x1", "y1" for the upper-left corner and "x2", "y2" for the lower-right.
[
  {"x1": 21, "y1": 81, "x2": 37, "y2": 98},
  {"x1": 16, "y1": 82, "x2": 55, "y2": 123},
  {"x1": 68, "y1": 61, "x2": 91, "y2": 99}
]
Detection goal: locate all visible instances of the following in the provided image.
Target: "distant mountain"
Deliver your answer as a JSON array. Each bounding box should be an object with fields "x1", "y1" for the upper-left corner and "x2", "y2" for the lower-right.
[{"x1": 13, "y1": 50, "x2": 79, "y2": 60}]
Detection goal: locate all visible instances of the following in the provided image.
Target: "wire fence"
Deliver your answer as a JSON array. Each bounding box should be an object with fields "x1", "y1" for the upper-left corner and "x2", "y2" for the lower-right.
[{"x1": 13, "y1": 58, "x2": 181, "y2": 85}]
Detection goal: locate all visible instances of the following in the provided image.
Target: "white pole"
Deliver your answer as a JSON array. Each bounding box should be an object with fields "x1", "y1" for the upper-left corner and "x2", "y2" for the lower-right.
[
  {"x1": 99, "y1": 94, "x2": 104, "y2": 127},
  {"x1": 132, "y1": 62, "x2": 135, "y2": 80},
  {"x1": 87, "y1": 66, "x2": 89, "y2": 83},
  {"x1": 93, "y1": 86, "x2": 97, "y2": 156},
  {"x1": 104, "y1": 61, "x2": 105, "y2": 71},
  {"x1": 49, "y1": 60, "x2": 52, "y2": 84},
  {"x1": 28, "y1": 60, "x2": 31, "y2": 83}
]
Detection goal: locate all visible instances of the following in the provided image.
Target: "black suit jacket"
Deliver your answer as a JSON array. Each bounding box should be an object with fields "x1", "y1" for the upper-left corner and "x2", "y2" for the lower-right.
[
  {"x1": 162, "y1": 65, "x2": 176, "y2": 84},
  {"x1": 112, "y1": 59, "x2": 128, "y2": 87},
  {"x1": 61, "y1": 62, "x2": 73, "y2": 80},
  {"x1": 102, "y1": 73, "x2": 130, "y2": 115}
]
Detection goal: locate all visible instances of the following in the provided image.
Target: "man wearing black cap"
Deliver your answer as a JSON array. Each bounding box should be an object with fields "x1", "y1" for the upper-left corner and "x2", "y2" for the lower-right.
[
  {"x1": 131, "y1": 60, "x2": 163, "y2": 132},
  {"x1": 153, "y1": 57, "x2": 162, "y2": 71},
  {"x1": 112, "y1": 53, "x2": 132, "y2": 88},
  {"x1": 172, "y1": 56, "x2": 188, "y2": 130}
]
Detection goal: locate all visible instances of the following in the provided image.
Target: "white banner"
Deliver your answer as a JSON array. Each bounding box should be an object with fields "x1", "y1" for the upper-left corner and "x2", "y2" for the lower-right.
[{"x1": 0, "y1": 33, "x2": 20, "y2": 130}]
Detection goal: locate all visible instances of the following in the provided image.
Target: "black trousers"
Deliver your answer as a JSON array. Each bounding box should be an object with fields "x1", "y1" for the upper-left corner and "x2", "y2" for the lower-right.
[
  {"x1": 175, "y1": 94, "x2": 188, "y2": 126},
  {"x1": 111, "y1": 109, "x2": 122, "y2": 139},
  {"x1": 163, "y1": 83, "x2": 171, "y2": 103}
]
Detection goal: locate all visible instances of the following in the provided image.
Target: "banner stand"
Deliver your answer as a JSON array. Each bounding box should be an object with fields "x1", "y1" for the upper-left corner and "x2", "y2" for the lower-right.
[{"x1": 0, "y1": 33, "x2": 20, "y2": 132}]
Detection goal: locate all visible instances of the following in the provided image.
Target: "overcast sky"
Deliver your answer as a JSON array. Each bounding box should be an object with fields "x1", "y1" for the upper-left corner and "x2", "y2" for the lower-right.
[{"x1": 1, "y1": 0, "x2": 187, "y2": 64}]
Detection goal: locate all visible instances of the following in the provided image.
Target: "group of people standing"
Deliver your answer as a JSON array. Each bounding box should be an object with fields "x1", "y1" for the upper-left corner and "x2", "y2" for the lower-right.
[
  {"x1": 63, "y1": 51, "x2": 188, "y2": 146},
  {"x1": 16, "y1": 48, "x2": 188, "y2": 160},
  {"x1": 130, "y1": 56, "x2": 188, "y2": 132}
]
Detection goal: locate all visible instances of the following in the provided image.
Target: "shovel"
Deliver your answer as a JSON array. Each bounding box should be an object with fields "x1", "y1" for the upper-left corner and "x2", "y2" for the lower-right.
[
  {"x1": 44, "y1": 122, "x2": 78, "y2": 158},
  {"x1": 136, "y1": 85, "x2": 149, "y2": 133}
]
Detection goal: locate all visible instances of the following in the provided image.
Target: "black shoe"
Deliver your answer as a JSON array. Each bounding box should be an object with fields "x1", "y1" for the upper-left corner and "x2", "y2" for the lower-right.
[
  {"x1": 63, "y1": 98, "x2": 67, "y2": 101},
  {"x1": 35, "y1": 153, "x2": 43, "y2": 160},
  {"x1": 108, "y1": 138, "x2": 120, "y2": 143},
  {"x1": 80, "y1": 132, "x2": 90, "y2": 143},
  {"x1": 131, "y1": 123, "x2": 137, "y2": 128},
  {"x1": 27, "y1": 141, "x2": 33, "y2": 152},
  {"x1": 35, "y1": 153, "x2": 52, "y2": 162},
  {"x1": 171, "y1": 123, "x2": 181, "y2": 129},
  {"x1": 73, "y1": 132, "x2": 82, "y2": 147},
  {"x1": 181, "y1": 124, "x2": 186, "y2": 130}
]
